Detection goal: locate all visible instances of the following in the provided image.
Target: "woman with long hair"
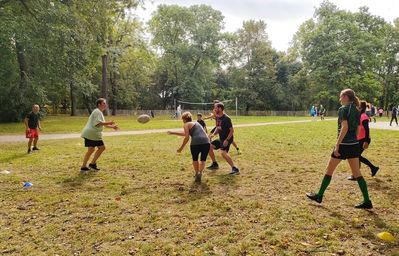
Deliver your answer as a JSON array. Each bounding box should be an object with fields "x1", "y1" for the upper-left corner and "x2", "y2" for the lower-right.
[
  {"x1": 306, "y1": 89, "x2": 373, "y2": 209},
  {"x1": 348, "y1": 101, "x2": 379, "y2": 180}
]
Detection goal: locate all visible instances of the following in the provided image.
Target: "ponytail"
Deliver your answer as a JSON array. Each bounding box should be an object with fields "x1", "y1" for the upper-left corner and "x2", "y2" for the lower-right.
[{"x1": 353, "y1": 96, "x2": 360, "y2": 107}]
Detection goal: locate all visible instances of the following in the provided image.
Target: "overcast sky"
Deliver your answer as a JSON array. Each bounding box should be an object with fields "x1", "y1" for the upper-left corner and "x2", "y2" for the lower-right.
[{"x1": 134, "y1": 0, "x2": 398, "y2": 52}]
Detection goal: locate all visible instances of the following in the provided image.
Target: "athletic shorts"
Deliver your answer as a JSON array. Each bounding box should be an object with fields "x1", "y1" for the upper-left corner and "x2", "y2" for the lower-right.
[
  {"x1": 84, "y1": 138, "x2": 104, "y2": 147},
  {"x1": 331, "y1": 143, "x2": 360, "y2": 160},
  {"x1": 26, "y1": 128, "x2": 39, "y2": 139},
  {"x1": 211, "y1": 139, "x2": 232, "y2": 152},
  {"x1": 190, "y1": 143, "x2": 210, "y2": 161}
]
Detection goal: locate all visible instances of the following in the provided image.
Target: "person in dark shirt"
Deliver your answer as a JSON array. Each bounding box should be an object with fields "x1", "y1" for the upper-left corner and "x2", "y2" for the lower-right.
[
  {"x1": 207, "y1": 103, "x2": 239, "y2": 175},
  {"x1": 390, "y1": 105, "x2": 398, "y2": 126},
  {"x1": 348, "y1": 101, "x2": 379, "y2": 180},
  {"x1": 196, "y1": 113, "x2": 207, "y2": 133},
  {"x1": 24, "y1": 104, "x2": 42, "y2": 154},
  {"x1": 306, "y1": 89, "x2": 373, "y2": 209},
  {"x1": 370, "y1": 104, "x2": 376, "y2": 123}
]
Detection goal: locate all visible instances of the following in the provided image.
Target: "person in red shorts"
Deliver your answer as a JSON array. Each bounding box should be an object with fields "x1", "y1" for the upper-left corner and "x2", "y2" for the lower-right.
[{"x1": 24, "y1": 104, "x2": 42, "y2": 154}]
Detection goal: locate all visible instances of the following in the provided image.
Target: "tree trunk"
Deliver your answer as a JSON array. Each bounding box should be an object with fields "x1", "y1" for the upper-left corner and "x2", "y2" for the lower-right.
[
  {"x1": 83, "y1": 94, "x2": 92, "y2": 115},
  {"x1": 15, "y1": 40, "x2": 28, "y2": 88},
  {"x1": 70, "y1": 81, "x2": 77, "y2": 116},
  {"x1": 101, "y1": 54, "x2": 109, "y2": 115},
  {"x1": 110, "y1": 70, "x2": 118, "y2": 116}
]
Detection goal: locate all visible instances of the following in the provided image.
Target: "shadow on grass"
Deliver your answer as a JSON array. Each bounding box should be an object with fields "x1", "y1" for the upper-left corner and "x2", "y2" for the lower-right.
[
  {"x1": 368, "y1": 178, "x2": 399, "y2": 202},
  {"x1": 61, "y1": 171, "x2": 97, "y2": 187},
  {"x1": 0, "y1": 152, "x2": 29, "y2": 163}
]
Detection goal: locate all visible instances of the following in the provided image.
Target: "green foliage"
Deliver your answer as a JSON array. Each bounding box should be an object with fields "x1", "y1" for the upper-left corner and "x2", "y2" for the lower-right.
[{"x1": 1, "y1": 1, "x2": 398, "y2": 120}]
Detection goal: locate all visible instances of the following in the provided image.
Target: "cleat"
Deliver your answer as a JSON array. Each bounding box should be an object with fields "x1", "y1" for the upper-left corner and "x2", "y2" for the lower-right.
[
  {"x1": 306, "y1": 192, "x2": 322, "y2": 203},
  {"x1": 355, "y1": 201, "x2": 373, "y2": 209}
]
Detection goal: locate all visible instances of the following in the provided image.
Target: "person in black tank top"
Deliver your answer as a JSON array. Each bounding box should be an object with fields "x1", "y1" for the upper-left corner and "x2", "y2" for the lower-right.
[{"x1": 306, "y1": 89, "x2": 373, "y2": 209}]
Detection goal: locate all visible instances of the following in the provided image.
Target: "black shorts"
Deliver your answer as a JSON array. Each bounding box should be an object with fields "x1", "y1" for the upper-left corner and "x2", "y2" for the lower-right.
[
  {"x1": 211, "y1": 139, "x2": 232, "y2": 152},
  {"x1": 331, "y1": 143, "x2": 360, "y2": 160},
  {"x1": 84, "y1": 138, "x2": 104, "y2": 147},
  {"x1": 190, "y1": 143, "x2": 210, "y2": 161}
]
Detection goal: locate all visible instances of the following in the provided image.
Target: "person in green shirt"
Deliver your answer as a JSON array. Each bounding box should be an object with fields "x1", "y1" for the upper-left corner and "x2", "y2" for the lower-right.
[
  {"x1": 80, "y1": 98, "x2": 118, "y2": 171},
  {"x1": 306, "y1": 89, "x2": 373, "y2": 209}
]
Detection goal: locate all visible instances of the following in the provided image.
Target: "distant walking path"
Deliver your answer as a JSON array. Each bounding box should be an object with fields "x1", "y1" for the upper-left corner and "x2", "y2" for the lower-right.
[{"x1": 0, "y1": 119, "x2": 396, "y2": 143}]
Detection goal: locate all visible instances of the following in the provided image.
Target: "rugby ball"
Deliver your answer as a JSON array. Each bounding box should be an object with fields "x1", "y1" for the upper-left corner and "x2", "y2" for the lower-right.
[{"x1": 137, "y1": 114, "x2": 150, "y2": 124}]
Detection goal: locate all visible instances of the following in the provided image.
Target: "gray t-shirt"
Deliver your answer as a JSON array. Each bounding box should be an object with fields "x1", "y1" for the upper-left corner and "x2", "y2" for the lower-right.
[
  {"x1": 81, "y1": 108, "x2": 105, "y2": 141},
  {"x1": 189, "y1": 122, "x2": 210, "y2": 145}
]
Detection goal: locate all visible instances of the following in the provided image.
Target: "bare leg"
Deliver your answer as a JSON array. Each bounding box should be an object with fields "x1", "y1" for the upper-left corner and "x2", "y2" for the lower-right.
[
  {"x1": 199, "y1": 161, "x2": 206, "y2": 173},
  {"x1": 28, "y1": 138, "x2": 33, "y2": 151},
  {"x1": 192, "y1": 160, "x2": 199, "y2": 174},
  {"x1": 221, "y1": 150, "x2": 235, "y2": 168},
  {"x1": 91, "y1": 145, "x2": 105, "y2": 164},
  {"x1": 82, "y1": 147, "x2": 95, "y2": 167},
  {"x1": 33, "y1": 137, "x2": 39, "y2": 148},
  {"x1": 325, "y1": 157, "x2": 342, "y2": 176},
  {"x1": 347, "y1": 158, "x2": 361, "y2": 178},
  {"x1": 209, "y1": 144, "x2": 216, "y2": 162}
]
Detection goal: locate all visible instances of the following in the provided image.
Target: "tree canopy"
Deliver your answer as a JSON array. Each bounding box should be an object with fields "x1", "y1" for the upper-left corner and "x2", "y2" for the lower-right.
[{"x1": 0, "y1": 0, "x2": 398, "y2": 121}]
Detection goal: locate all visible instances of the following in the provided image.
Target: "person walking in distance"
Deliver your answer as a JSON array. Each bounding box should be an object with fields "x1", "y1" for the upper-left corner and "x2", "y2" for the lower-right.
[{"x1": 390, "y1": 105, "x2": 398, "y2": 126}]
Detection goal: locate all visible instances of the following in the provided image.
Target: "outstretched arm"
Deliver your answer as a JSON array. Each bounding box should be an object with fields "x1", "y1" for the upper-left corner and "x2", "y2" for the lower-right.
[{"x1": 177, "y1": 124, "x2": 190, "y2": 153}]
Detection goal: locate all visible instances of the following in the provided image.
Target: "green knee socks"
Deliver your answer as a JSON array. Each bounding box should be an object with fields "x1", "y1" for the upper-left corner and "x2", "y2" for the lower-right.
[
  {"x1": 357, "y1": 176, "x2": 370, "y2": 202},
  {"x1": 317, "y1": 175, "x2": 332, "y2": 197}
]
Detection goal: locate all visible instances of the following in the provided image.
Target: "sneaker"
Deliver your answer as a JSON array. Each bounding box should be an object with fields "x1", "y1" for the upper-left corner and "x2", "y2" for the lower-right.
[
  {"x1": 306, "y1": 192, "x2": 323, "y2": 203},
  {"x1": 207, "y1": 162, "x2": 219, "y2": 170},
  {"x1": 32, "y1": 147, "x2": 40, "y2": 151},
  {"x1": 355, "y1": 200, "x2": 373, "y2": 209},
  {"x1": 195, "y1": 172, "x2": 202, "y2": 183},
  {"x1": 80, "y1": 166, "x2": 90, "y2": 172},
  {"x1": 229, "y1": 167, "x2": 240, "y2": 175},
  {"x1": 89, "y1": 163, "x2": 100, "y2": 171},
  {"x1": 347, "y1": 175, "x2": 356, "y2": 181},
  {"x1": 371, "y1": 167, "x2": 379, "y2": 177}
]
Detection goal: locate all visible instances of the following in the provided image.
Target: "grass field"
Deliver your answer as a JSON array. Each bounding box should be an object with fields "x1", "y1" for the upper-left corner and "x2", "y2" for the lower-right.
[
  {"x1": 0, "y1": 114, "x2": 313, "y2": 135},
  {"x1": 0, "y1": 117, "x2": 398, "y2": 255}
]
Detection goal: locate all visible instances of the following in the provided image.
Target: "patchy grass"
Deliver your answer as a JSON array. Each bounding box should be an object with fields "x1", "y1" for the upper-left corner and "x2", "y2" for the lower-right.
[
  {"x1": 0, "y1": 120, "x2": 398, "y2": 255},
  {"x1": 1, "y1": 115, "x2": 313, "y2": 135}
]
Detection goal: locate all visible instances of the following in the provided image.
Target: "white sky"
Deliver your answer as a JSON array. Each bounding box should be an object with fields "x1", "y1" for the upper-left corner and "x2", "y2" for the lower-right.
[{"x1": 133, "y1": 0, "x2": 398, "y2": 52}]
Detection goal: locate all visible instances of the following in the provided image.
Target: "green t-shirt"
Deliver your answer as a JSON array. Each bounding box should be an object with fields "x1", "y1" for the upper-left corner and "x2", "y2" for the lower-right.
[
  {"x1": 337, "y1": 103, "x2": 359, "y2": 144},
  {"x1": 81, "y1": 108, "x2": 105, "y2": 141}
]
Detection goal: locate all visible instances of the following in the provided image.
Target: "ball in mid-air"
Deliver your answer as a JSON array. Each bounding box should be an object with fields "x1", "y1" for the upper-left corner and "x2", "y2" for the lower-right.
[{"x1": 137, "y1": 114, "x2": 151, "y2": 124}]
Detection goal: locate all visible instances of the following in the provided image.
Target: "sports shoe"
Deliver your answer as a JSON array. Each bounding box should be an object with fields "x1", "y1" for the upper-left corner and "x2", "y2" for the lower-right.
[
  {"x1": 306, "y1": 192, "x2": 323, "y2": 203},
  {"x1": 236, "y1": 148, "x2": 241, "y2": 155},
  {"x1": 207, "y1": 162, "x2": 219, "y2": 170},
  {"x1": 89, "y1": 163, "x2": 100, "y2": 171},
  {"x1": 229, "y1": 167, "x2": 240, "y2": 175},
  {"x1": 27, "y1": 149, "x2": 31, "y2": 154},
  {"x1": 32, "y1": 147, "x2": 40, "y2": 151},
  {"x1": 355, "y1": 200, "x2": 373, "y2": 209},
  {"x1": 347, "y1": 175, "x2": 356, "y2": 181},
  {"x1": 371, "y1": 167, "x2": 379, "y2": 177},
  {"x1": 80, "y1": 166, "x2": 90, "y2": 171},
  {"x1": 195, "y1": 172, "x2": 202, "y2": 183}
]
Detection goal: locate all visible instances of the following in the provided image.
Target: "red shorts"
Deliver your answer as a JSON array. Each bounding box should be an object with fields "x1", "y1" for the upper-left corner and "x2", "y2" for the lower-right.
[{"x1": 26, "y1": 128, "x2": 39, "y2": 139}]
